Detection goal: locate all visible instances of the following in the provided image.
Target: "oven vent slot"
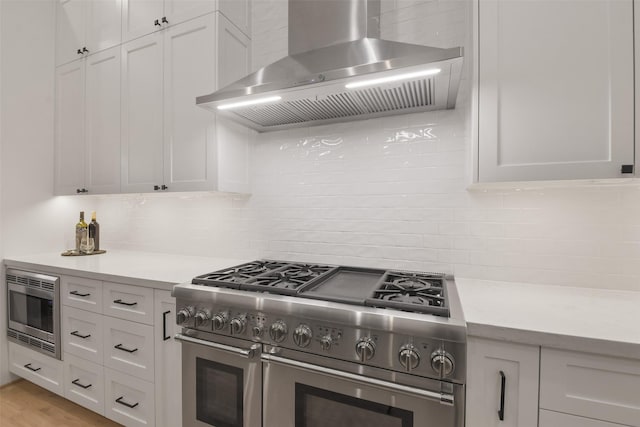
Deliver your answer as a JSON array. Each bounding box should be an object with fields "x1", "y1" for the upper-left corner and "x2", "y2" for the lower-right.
[
  {"x1": 7, "y1": 273, "x2": 55, "y2": 291},
  {"x1": 7, "y1": 329, "x2": 17, "y2": 339},
  {"x1": 18, "y1": 334, "x2": 29, "y2": 344},
  {"x1": 8, "y1": 329, "x2": 56, "y2": 355},
  {"x1": 42, "y1": 343, "x2": 55, "y2": 354}
]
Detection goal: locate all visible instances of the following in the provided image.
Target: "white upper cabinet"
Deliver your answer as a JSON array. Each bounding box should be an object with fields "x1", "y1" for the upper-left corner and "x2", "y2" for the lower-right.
[
  {"x1": 55, "y1": 61, "x2": 86, "y2": 195},
  {"x1": 55, "y1": 47, "x2": 121, "y2": 195},
  {"x1": 122, "y1": 0, "x2": 248, "y2": 42},
  {"x1": 122, "y1": 12, "x2": 250, "y2": 193},
  {"x1": 477, "y1": 0, "x2": 635, "y2": 182},
  {"x1": 56, "y1": 0, "x2": 122, "y2": 66},
  {"x1": 85, "y1": 48, "x2": 121, "y2": 194},
  {"x1": 120, "y1": 32, "x2": 165, "y2": 193}
]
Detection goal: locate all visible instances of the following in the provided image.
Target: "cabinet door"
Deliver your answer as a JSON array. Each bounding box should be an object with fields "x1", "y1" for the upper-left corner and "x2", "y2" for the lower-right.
[
  {"x1": 103, "y1": 316, "x2": 155, "y2": 382},
  {"x1": 55, "y1": 60, "x2": 86, "y2": 195},
  {"x1": 85, "y1": 47, "x2": 121, "y2": 194},
  {"x1": 478, "y1": 0, "x2": 634, "y2": 182},
  {"x1": 539, "y1": 409, "x2": 629, "y2": 427},
  {"x1": 85, "y1": 0, "x2": 122, "y2": 54},
  {"x1": 466, "y1": 337, "x2": 539, "y2": 427},
  {"x1": 154, "y1": 290, "x2": 181, "y2": 427},
  {"x1": 218, "y1": 0, "x2": 250, "y2": 36},
  {"x1": 122, "y1": 0, "x2": 164, "y2": 42},
  {"x1": 8, "y1": 342, "x2": 64, "y2": 396},
  {"x1": 165, "y1": 0, "x2": 217, "y2": 27},
  {"x1": 104, "y1": 367, "x2": 155, "y2": 427},
  {"x1": 163, "y1": 14, "x2": 217, "y2": 191},
  {"x1": 63, "y1": 353, "x2": 106, "y2": 416},
  {"x1": 63, "y1": 306, "x2": 104, "y2": 365},
  {"x1": 216, "y1": 12, "x2": 250, "y2": 90},
  {"x1": 56, "y1": 0, "x2": 86, "y2": 66},
  {"x1": 121, "y1": 33, "x2": 165, "y2": 193}
]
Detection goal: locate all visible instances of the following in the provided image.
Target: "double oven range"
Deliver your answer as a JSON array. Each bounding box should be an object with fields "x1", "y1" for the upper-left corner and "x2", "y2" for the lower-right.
[{"x1": 173, "y1": 260, "x2": 466, "y2": 427}]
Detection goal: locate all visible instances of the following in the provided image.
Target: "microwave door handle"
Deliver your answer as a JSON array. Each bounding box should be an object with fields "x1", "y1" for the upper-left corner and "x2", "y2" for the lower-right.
[
  {"x1": 261, "y1": 353, "x2": 455, "y2": 406},
  {"x1": 175, "y1": 333, "x2": 260, "y2": 359}
]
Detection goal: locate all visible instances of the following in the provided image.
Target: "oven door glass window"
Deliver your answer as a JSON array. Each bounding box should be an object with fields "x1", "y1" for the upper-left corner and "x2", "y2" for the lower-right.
[
  {"x1": 9, "y1": 290, "x2": 54, "y2": 333},
  {"x1": 196, "y1": 357, "x2": 244, "y2": 427},
  {"x1": 295, "y1": 383, "x2": 413, "y2": 427}
]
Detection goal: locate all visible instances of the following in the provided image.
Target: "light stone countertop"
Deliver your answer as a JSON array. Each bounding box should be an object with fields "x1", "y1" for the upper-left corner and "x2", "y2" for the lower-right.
[
  {"x1": 456, "y1": 277, "x2": 640, "y2": 359},
  {"x1": 4, "y1": 252, "x2": 639, "y2": 358},
  {"x1": 3, "y1": 251, "x2": 248, "y2": 290}
]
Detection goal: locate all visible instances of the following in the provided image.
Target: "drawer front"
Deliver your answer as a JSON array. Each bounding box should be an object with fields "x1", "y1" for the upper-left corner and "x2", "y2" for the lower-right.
[
  {"x1": 62, "y1": 275, "x2": 103, "y2": 312},
  {"x1": 540, "y1": 348, "x2": 640, "y2": 426},
  {"x1": 8, "y1": 342, "x2": 63, "y2": 396},
  {"x1": 539, "y1": 409, "x2": 630, "y2": 427},
  {"x1": 103, "y1": 316, "x2": 154, "y2": 382},
  {"x1": 104, "y1": 367, "x2": 155, "y2": 427},
  {"x1": 63, "y1": 353, "x2": 105, "y2": 415},
  {"x1": 103, "y1": 282, "x2": 154, "y2": 325},
  {"x1": 62, "y1": 306, "x2": 104, "y2": 364}
]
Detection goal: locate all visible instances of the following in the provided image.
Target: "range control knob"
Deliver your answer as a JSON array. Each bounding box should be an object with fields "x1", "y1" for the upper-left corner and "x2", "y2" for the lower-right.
[
  {"x1": 320, "y1": 335, "x2": 333, "y2": 351},
  {"x1": 252, "y1": 324, "x2": 264, "y2": 338},
  {"x1": 194, "y1": 309, "x2": 211, "y2": 327},
  {"x1": 431, "y1": 349, "x2": 455, "y2": 377},
  {"x1": 269, "y1": 320, "x2": 288, "y2": 343},
  {"x1": 293, "y1": 324, "x2": 313, "y2": 348},
  {"x1": 212, "y1": 312, "x2": 229, "y2": 331},
  {"x1": 399, "y1": 344, "x2": 420, "y2": 372},
  {"x1": 355, "y1": 337, "x2": 376, "y2": 362},
  {"x1": 230, "y1": 316, "x2": 247, "y2": 335},
  {"x1": 176, "y1": 307, "x2": 194, "y2": 325}
]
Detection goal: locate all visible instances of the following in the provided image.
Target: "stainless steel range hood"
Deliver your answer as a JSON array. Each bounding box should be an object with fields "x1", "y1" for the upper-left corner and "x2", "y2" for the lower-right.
[{"x1": 197, "y1": 0, "x2": 464, "y2": 132}]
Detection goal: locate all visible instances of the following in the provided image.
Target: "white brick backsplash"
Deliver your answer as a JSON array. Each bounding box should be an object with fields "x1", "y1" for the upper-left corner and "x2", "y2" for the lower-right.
[{"x1": 40, "y1": 0, "x2": 640, "y2": 292}]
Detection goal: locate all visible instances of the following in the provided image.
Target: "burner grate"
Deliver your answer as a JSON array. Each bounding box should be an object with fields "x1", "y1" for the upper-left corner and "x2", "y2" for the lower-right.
[
  {"x1": 241, "y1": 263, "x2": 336, "y2": 295},
  {"x1": 365, "y1": 272, "x2": 450, "y2": 317},
  {"x1": 192, "y1": 260, "x2": 289, "y2": 288}
]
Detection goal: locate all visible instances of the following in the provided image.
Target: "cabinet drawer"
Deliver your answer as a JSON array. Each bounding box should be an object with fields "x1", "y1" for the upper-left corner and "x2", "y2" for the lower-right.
[
  {"x1": 103, "y1": 282, "x2": 154, "y2": 324},
  {"x1": 63, "y1": 353, "x2": 105, "y2": 416},
  {"x1": 62, "y1": 306, "x2": 104, "y2": 364},
  {"x1": 540, "y1": 348, "x2": 640, "y2": 426},
  {"x1": 62, "y1": 275, "x2": 103, "y2": 312},
  {"x1": 8, "y1": 342, "x2": 63, "y2": 396},
  {"x1": 104, "y1": 367, "x2": 155, "y2": 427},
  {"x1": 539, "y1": 409, "x2": 629, "y2": 427},
  {"x1": 103, "y1": 316, "x2": 154, "y2": 382}
]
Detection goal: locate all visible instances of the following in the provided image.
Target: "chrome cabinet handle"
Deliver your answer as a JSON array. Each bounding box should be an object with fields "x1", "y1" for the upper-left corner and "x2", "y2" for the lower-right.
[
  {"x1": 174, "y1": 333, "x2": 260, "y2": 359},
  {"x1": 113, "y1": 299, "x2": 137, "y2": 307},
  {"x1": 114, "y1": 343, "x2": 138, "y2": 353},
  {"x1": 261, "y1": 354, "x2": 455, "y2": 406},
  {"x1": 70, "y1": 330, "x2": 91, "y2": 339},
  {"x1": 72, "y1": 378, "x2": 92, "y2": 389},
  {"x1": 24, "y1": 363, "x2": 41, "y2": 372},
  {"x1": 498, "y1": 370, "x2": 506, "y2": 421},
  {"x1": 116, "y1": 396, "x2": 139, "y2": 409}
]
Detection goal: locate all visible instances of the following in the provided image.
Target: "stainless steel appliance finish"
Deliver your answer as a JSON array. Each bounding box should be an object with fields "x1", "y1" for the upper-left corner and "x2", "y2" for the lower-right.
[
  {"x1": 196, "y1": 0, "x2": 464, "y2": 132},
  {"x1": 6, "y1": 269, "x2": 61, "y2": 359},
  {"x1": 174, "y1": 260, "x2": 466, "y2": 427}
]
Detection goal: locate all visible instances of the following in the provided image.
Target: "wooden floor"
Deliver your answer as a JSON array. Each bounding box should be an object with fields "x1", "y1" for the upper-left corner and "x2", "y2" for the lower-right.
[{"x1": 0, "y1": 380, "x2": 121, "y2": 427}]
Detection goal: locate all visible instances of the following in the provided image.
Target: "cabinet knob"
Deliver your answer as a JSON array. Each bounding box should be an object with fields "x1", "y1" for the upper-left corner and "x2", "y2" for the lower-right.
[
  {"x1": 82, "y1": 47, "x2": 89, "y2": 54},
  {"x1": 76, "y1": 188, "x2": 88, "y2": 194},
  {"x1": 153, "y1": 185, "x2": 160, "y2": 191},
  {"x1": 154, "y1": 19, "x2": 161, "y2": 27},
  {"x1": 161, "y1": 185, "x2": 168, "y2": 190},
  {"x1": 77, "y1": 48, "x2": 83, "y2": 55},
  {"x1": 621, "y1": 164, "x2": 634, "y2": 174},
  {"x1": 161, "y1": 16, "x2": 169, "y2": 24}
]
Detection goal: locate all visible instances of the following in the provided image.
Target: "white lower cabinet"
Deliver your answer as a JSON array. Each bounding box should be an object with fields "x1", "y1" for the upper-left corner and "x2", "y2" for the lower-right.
[
  {"x1": 103, "y1": 315, "x2": 155, "y2": 382},
  {"x1": 62, "y1": 305, "x2": 104, "y2": 365},
  {"x1": 539, "y1": 409, "x2": 630, "y2": 427},
  {"x1": 466, "y1": 337, "x2": 540, "y2": 427},
  {"x1": 64, "y1": 353, "x2": 106, "y2": 415},
  {"x1": 540, "y1": 348, "x2": 640, "y2": 427},
  {"x1": 104, "y1": 366, "x2": 156, "y2": 427},
  {"x1": 154, "y1": 289, "x2": 181, "y2": 427},
  {"x1": 8, "y1": 342, "x2": 64, "y2": 396}
]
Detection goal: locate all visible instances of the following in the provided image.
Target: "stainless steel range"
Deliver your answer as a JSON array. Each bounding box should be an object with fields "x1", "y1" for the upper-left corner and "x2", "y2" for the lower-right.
[{"x1": 173, "y1": 260, "x2": 466, "y2": 427}]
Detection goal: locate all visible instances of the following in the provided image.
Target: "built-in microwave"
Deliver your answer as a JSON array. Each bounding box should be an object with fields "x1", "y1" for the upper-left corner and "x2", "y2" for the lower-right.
[{"x1": 7, "y1": 269, "x2": 61, "y2": 359}]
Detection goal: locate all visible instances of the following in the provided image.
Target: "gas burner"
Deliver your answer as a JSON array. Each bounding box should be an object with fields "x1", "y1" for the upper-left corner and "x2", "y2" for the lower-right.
[
  {"x1": 365, "y1": 272, "x2": 449, "y2": 316},
  {"x1": 192, "y1": 260, "x2": 289, "y2": 288},
  {"x1": 241, "y1": 263, "x2": 336, "y2": 295}
]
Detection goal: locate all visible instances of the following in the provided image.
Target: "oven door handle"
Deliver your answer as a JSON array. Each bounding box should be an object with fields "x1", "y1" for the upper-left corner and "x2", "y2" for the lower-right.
[
  {"x1": 261, "y1": 354, "x2": 455, "y2": 406},
  {"x1": 175, "y1": 333, "x2": 261, "y2": 359}
]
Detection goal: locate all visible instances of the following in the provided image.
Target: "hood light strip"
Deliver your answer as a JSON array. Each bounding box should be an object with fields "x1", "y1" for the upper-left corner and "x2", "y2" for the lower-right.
[
  {"x1": 217, "y1": 96, "x2": 283, "y2": 110},
  {"x1": 345, "y1": 68, "x2": 441, "y2": 89}
]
